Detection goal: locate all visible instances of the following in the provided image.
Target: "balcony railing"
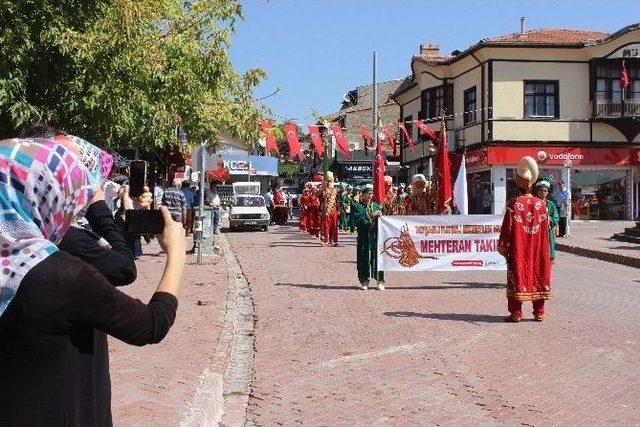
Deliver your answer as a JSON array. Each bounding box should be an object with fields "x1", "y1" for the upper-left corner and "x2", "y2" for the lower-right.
[{"x1": 593, "y1": 99, "x2": 640, "y2": 118}]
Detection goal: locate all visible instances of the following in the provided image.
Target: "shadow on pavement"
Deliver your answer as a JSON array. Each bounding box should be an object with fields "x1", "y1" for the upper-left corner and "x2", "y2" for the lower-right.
[
  {"x1": 275, "y1": 282, "x2": 502, "y2": 290},
  {"x1": 442, "y1": 281, "x2": 504, "y2": 289},
  {"x1": 384, "y1": 311, "x2": 505, "y2": 323},
  {"x1": 275, "y1": 283, "x2": 356, "y2": 290}
]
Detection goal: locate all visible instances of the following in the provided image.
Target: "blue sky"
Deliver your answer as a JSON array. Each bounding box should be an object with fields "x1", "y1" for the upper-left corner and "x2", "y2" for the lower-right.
[{"x1": 229, "y1": 0, "x2": 639, "y2": 124}]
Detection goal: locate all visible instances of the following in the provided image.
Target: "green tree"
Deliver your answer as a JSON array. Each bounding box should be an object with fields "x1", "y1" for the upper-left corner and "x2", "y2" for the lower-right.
[{"x1": 0, "y1": 0, "x2": 266, "y2": 150}]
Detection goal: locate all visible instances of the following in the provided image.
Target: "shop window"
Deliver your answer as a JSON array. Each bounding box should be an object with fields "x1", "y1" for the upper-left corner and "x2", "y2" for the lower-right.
[
  {"x1": 570, "y1": 169, "x2": 629, "y2": 220},
  {"x1": 402, "y1": 115, "x2": 413, "y2": 147},
  {"x1": 524, "y1": 80, "x2": 559, "y2": 118},
  {"x1": 464, "y1": 86, "x2": 477, "y2": 125},
  {"x1": 468, "y1": 171, "x2": 491, "y2": 214}
]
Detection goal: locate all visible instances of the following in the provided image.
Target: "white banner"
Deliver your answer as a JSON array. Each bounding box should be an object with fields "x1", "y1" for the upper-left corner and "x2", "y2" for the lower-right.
[{"x1": 377, "y1": 215, "x2": 507, "y2": 272}]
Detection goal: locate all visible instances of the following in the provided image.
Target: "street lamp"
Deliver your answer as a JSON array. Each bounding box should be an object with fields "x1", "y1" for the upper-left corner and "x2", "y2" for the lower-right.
[
  {"x1": 426, "y1": 141, "x2": 437, "y2": 179},
  {"x1": 563, "y1": 159, "x2": 572, "y2": 238}
]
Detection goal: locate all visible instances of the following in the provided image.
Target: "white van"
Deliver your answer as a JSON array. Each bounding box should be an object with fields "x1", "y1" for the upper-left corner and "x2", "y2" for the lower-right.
[{"x1": 232, "y1": 182, "x2": 261, "y2": 196}]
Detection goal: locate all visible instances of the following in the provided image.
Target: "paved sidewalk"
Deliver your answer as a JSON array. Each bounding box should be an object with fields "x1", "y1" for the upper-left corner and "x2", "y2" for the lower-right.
[
  {"x1": 228, "y1": 225, "x2": 640, "y2": 426},
  {"x1": 556, "y1": 221, "x2": 639, "y2": 267},
  {"x1": 109, "y1": 239, "x2": 229, "y2": 426}
]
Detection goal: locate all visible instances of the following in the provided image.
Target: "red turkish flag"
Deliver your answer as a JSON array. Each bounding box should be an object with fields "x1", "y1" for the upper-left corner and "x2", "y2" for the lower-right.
[
  {"x1": 436, "y1": 118, "x2": 452, "y2": 214},
  {"x1": 621, "y1": 60, "x2": 630, "y2": 89},
  {"x1": 398, "y1": 121, "x2": 415, "y2": 152},
  {"x1": 373, "y1": 136, "x2": 386, "y2": 204},
  {"x1": 330, "y1": 124, "x2": 350, "y2": 158},
  {"x1": 259, "y1": 120, "x2": 279, "y2": 155},
  {"x1": 356, "y1": 125, "x2": 372, "y2": 148},
  {"x1": 381, "y1": 127, "x2": 397, "y2": 156},
  {"x1": 284, "y1": 123, "x2": 304, "y2": 160},
  {"x1": 307, "y1": 125, "x2": 324, "y2": 157},
  {"x1": 414, "y1": 119, "x2": 438, "y2": 142}
]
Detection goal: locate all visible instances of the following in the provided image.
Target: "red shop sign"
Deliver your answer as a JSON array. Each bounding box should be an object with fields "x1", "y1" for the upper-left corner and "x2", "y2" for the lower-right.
[
  {"x1": 488, "y1": 146, "x2": 637, "y2": 166},
  {"x1": 465, "y1": 147, "x2": 489, "y2": 168}
]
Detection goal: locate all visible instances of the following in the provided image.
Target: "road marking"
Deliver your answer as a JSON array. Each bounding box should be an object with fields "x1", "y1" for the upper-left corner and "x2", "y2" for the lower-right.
[{"x1": 320, "y1": 342, "x2": 430, "y2": 368}]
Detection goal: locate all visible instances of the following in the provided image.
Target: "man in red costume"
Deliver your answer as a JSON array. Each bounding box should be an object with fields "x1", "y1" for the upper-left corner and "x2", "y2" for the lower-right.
[
  {"x1": 307, "y1": 185, "x2": 321, "y2": 238},
  {"x1": 402, "y1": 174, "x2": 437, "y2": 215},
  {"x1": 299, "y1": 183, "x2": 313, "y2": 232},
  {"x1": 273, "y1": 185, "x2": 287, "y2": 225},
  {"x1": 381, "y1": 176, "x2": 401, "y2": 216},
  {"x1": 498, "y1": 156, "x2": 551, "y2": 322},
  {"x1": 320, "y1": 172, "x2": 339, "y2": 246}
]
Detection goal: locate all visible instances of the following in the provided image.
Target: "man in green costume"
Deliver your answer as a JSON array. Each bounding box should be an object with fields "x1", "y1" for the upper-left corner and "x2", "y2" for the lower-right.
[
  {"x1": 348, "y1": 186, "x2": 359, "y2": 234},
  {"x1": 339, "y1": 183, "x2": 352, "y2": 231},
  {"x1": 534, "y1": 179, "x2": 560, "y2": 263},
  {"x1": 352, "y1": 184, "x2": 385, "y2": 290}
]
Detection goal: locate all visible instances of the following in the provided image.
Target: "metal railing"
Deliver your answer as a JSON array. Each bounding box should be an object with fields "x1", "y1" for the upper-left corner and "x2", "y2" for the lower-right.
[{"x1": 593, "y1": 99, "x2": 640, "y2": 118}]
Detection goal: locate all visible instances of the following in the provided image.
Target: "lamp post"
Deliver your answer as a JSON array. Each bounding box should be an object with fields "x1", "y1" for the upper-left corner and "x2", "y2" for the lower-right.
[
  {"x1": 426, "y1": 142, "x2": 437, "y2": 179},
  {"x1": 563, "y1": 159, "x2": 572, "y2": 238}
]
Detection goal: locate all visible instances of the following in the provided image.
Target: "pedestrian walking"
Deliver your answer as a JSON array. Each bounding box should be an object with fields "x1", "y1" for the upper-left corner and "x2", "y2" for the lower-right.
[
  {"x1": 352, "y1": 184, "x2": 385, "y2": 290},
  {"x1": 553, "y1": 180, "x2": 570, "y2": 236},
  {"x1": 162, "y1": 178, "x2": 187, "y2": 224},
  {"x1": 535, "y1": 179, "x2": 560, "y2": 264},
  {"x1": 0, "y1": 138, "x2": 186, "y2": 426},
  {"x1": 264, "y1": 188, "x2": 275, "y2": 225},
  {"x1": 182, "y1": 181, "x2": 194, "y2": 235},
  {"x1": 210, "y1": 184, "x2": 221, "y2": 234},
  {"x1": 498, "y1": 156, "x2": 551, "y2": 322}
]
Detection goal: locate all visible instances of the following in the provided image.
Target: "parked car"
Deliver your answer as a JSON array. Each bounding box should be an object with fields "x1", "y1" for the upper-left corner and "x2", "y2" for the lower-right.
[{"x1": 229, "y1": 195, "x2": 270, "y2": 231}]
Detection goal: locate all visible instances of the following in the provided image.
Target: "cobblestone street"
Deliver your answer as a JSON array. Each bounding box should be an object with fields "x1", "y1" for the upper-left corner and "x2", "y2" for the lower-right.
[{"x1": 228, "y1": 225, "x2": 640, "y2": 426}]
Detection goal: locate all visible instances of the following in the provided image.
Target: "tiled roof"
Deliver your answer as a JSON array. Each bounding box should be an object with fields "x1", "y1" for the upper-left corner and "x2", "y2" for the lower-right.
[{"x1": 483, "y1": 28, "x2": 609, "y2": 44}]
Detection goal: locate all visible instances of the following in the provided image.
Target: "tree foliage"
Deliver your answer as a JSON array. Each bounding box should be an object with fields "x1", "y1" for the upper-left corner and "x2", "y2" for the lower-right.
[{"x1": 0, "y1": 0, "x2": 267, "y2": 150}]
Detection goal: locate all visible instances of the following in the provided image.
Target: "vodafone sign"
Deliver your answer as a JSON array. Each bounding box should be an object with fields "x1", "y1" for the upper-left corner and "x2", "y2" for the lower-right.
[{"x1": 488, "y1": 146, "x2": 637, "y2": 166}]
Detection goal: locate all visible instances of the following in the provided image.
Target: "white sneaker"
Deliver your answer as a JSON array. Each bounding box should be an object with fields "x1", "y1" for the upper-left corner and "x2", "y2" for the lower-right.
[
  {"x1": 377, "y1": 282, "x2": 385, "y2": 291},
  {"x1": 360, "y1": 282, "x2": 369, "y2": 290}
]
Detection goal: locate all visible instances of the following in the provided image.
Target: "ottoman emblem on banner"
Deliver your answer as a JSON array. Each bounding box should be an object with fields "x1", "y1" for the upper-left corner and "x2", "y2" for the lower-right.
[{"x1": 381, "y1": 224, "x2": 437, "y2": 268}]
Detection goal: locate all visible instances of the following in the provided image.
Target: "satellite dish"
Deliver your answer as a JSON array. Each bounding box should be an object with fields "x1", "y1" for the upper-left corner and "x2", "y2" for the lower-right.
[
  {"x1": 348, "y1": 141, "x2": 359, "y2": 152},
  {"x1": 342, "y1": 92, "x2": 352, "y2": 104},
  {"x1": 258, "y1": 137, "x2": 266, "y2": 148}
]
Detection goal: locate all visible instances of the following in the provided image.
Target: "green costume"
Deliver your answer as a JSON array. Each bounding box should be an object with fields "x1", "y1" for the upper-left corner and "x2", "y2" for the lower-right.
[
  {"x1": 352, "y1": 200, "x2": 384, "y2": 285},
  {"x1": 339, "y1": 193, "x2": 351, "y2": 231},
  {"x1": 546, "y1": 199, "x2": 560, "y2": 259},
  {"x1": 348, "y1": 193, "x2": 359, "y2": 233}
]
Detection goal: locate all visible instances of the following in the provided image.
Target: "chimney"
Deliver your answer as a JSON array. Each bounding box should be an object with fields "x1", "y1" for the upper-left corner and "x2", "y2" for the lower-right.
[
  {"x1": 420, "y1": 43, "x2": 441, "y2": 58},
  {"x1": 520, "y1": 17, "x2": 526, "y2": 35}
]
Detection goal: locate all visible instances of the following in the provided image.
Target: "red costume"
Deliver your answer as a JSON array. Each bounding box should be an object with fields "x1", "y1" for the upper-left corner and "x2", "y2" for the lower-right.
[
  {"x1": 498, "y1": 194, "x2": 551, "y2": 320},
  {"x1": 306, "y1": 189, "x2": 321, "y2": 238},
  {"x1": 321, "y1": 185, "x2": 339, "y2": 245},
  {"x1": 299, "y1": 189, "x2": 310, "y2": 232},
  {"x1": 273, "y1": 188, "x2": 287, "y2": 225}
]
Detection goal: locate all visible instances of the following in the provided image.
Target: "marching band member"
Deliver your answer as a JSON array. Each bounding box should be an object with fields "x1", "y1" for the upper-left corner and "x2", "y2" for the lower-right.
[
  {"x1": 498, "y1": 156, "x2": 551, "y2": 322},
  {"x1": 402, "y1": 174, "x2": 437, "y2": 215},
  {"x1": 352, "y1": 184, "x2": 385, "y2": 290},
  {"x1": 320, "y1": 172, "x2": 339, "y2": 246}
]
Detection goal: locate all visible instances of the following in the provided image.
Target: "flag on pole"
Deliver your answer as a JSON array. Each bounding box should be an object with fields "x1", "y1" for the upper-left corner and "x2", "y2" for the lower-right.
[
  {"x1": 414, "y1": 119, "x2": 438, "y2": 142},
  {"x1": 436, "y1": 117, "x2": 452, "y2": 214},
  {"x1": 620, "y1": 60, "x2": 630, "y2": 89},
  {"x1": 307, "y1": 125, "x2": 324, "y2": 157},
  {"x1": 259, "y1": 120, "x2": 279, "y2": 155},
  {"x1": 331, "y1": 124, "x2": 351, "y2": 158},
  {"x1": 373, "y1": 135, "x2": 386, "y2": 203},
  {"x1": 381, "y1": 127, "x2": 397, "y2": 156},
  {"x1": 283, "y1": 123, "x2": 304, "y2": 160},
  {"x1": 397, "y1": 121, "x2": 415, "y2": 152},
  {"x1": 356, "y1": 125, "x2": 372, "y2": 148},
  {"x1": 453, "y1": 153, "x2": 468, "y2": 215}
]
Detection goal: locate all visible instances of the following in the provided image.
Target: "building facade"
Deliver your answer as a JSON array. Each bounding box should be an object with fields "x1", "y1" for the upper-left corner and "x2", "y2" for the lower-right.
[
  {"x1": 392, "y1": 22, "x2": 640, "y2": 220},
  {"x1": 326, "y1": 79, "x2": 403, "y2": 184}
]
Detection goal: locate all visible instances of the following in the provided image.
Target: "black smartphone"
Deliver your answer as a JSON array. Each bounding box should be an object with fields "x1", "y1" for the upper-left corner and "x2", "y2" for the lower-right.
[
  {"x1": 125, "y1": 210, "x2": 165, "y2": 235},
  {"x1": 128, "y1": 160, "x2": 146, "y2": 198}
]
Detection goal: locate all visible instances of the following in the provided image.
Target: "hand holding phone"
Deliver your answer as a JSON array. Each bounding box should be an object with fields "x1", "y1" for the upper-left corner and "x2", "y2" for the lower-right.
[
  {"x1": 157, "y1": 207, "x2": 186, "y2": 256},
  {"x1": 128, "y1": 160, "x2": 146, "y2": 198},
  {"x1": 125, "y1": 209, "x2": 164, "y2": 235}
]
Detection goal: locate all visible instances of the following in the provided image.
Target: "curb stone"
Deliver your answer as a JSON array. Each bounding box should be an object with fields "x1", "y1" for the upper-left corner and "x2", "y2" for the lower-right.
[
  {"x1": 179, "y1": 233, "x2": 255, "y2": 426},
  {"x1": 556, "y1": 242, "x2": 640, "y2": 269}
]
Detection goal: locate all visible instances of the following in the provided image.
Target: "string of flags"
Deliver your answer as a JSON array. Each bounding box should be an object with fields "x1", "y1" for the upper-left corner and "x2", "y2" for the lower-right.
[{"x1": 260, "y1": 105, "x2": 495, "y2": 160}]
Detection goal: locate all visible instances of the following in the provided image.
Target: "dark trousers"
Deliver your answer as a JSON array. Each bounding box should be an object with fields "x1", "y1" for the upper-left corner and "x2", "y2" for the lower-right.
[
  {"x1": 267, "y1": 206, "x2": 275, "y2": 224},
  {"x1": 558, "y1": 217, "x2": 567, "y2": 237}
]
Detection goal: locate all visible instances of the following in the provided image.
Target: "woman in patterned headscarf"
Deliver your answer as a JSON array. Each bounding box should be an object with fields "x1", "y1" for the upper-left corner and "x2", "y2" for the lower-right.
[{"x1": 0, "y1": 138, "x2": 186, "y2": 425}]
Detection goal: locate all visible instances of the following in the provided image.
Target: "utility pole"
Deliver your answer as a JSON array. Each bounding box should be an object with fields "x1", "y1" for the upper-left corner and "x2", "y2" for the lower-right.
[
  {"x1": 196, "y1": 140, "x2": 207, "y2": 265},
  {"x1": 371, "y1": 51, "x2": 377, "y2": 161}
]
